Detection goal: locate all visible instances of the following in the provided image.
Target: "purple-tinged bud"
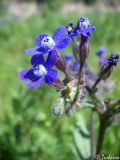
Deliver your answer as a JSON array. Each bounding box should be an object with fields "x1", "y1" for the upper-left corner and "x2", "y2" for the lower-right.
[
  {"x1": 80, "y1": 35, "x2": 89, "y2": 59},
  {"x1": 50, "y1": 78, "x2": 64, "y2": 90},
  {"x1": 99, "y1": 52, "x2": 119, "y2": 80},
  {"x1": 55, "y1": 53, "x2": 66, "y2": 72},
  {"x1": 92, "y1": 52, "x2": 119, "y2": 91},
  {"x1": 99, "y1": 63, "x2": 114, "y2": 80},
  {"x1": 72, "y1": 41, "x2": 80, "y2": 61},
  {"x1": 79, "y1": 35, "x2": 89, "y2": 65}
]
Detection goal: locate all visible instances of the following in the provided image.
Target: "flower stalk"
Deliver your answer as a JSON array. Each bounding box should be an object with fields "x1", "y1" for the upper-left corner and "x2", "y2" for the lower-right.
[{"x1": 18, "y1": 16, "x2": 120, "y2": 159}]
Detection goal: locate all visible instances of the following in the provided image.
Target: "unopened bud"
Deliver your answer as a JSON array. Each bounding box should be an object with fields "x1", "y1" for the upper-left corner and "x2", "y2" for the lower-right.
[
  {"x1": 72, "y1": 41, "x2": 80, "y2": 61},
  {"x1": 50, "y1": 78, "x2": 64, "y2": 90},
  {"x1": 79, "y1": 35, "x2": 89, "y2": 64},
  {"x1": 51, "y1": 97, "x2": 64, "y2": 116},
  {"x1": 99, "y1": 63, "x2": 114, "y2": 80},
  {"x1": 55, "y1": 53, "x2": 66, "y2": 72},
  {"x1": 99, "y1": 52, "x2": 119, "y2": 80}
]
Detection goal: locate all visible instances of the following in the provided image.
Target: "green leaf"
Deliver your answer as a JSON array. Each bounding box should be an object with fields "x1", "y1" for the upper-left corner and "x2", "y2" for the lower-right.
[{"x1": 73, "y1": 115, "x2": 90, "y2": 160}]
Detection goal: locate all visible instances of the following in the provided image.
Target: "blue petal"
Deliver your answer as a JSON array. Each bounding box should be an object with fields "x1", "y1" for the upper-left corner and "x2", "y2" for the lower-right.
[
  {"x1": 31, "y1": 54, "x2": 45, "y2": 66},
  {"x1": 45, "y1": 50, "x2": 57, "y2": 69},
  {"x1": 24, "y1": 69, "x2": 39, "y2": 81},
  {"x1": 52, "y1": 26, "x2": 68, "y2": 43},
  {"x1": 96, "y1": 46, "x2": 106, "y2": 57},
  {"x1": 55, "y1": 38, "x2": 70, "y2": 50},
  {"x1": 45, "y1": 69, "x2": 58, "y2": 84},
  {"x1": 64, "y1": 53, "x2": 73, "y2": 61},
  {"x1": 70, "y1": 28, "x2": 78, "y2": 37},
  {"x1": 100, "y1": 57, "x2": 108, "y2": 65},
  {"x1": 19, "y1": 69, "x2": 30, "y2": 80},
  {"x1": 73, "y1": 61, "x2": 79, "y2": 71},
  {"x1": 27, "y1": 77, "x2": 44, "y2": 88},
  {"x1": 36, "y1": 47, "x2": 48, "y2": 53},
  {"x1": 35, "y1": 33, "x2": 48, "y2": 47},
  {"x1": 79, "y1": 17, "x2": 85, "y2": 22},
  {"x1": 25, "y1": 47, "x2": 40, "y2": 54},
  {"x1": 19, "y1": 69, "x2": 39, "y2": 81}
]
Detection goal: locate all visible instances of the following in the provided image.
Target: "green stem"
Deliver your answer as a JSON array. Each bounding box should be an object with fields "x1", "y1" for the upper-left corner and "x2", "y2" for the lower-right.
[
  {"x1": 92, "y1": 78, "x2": 101, "y2": 91},
  {"x1": 96, "y1": 116, "x2": 107, "y2": 154}
]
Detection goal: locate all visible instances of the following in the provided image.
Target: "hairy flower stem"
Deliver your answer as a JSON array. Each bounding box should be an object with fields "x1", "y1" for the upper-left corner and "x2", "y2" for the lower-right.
[
  {"x1": 68, "y1": 51, "x2": 85, "y2": 110},
  {"x1": 92, "y1": 77, "x2": 101, "y2": 91},
  {"x1": 90, "y1": 109, "x2": 94, "y2": 160},
  {"x1": 96, "y1": 116, "x2": 107, "y2": 155}
]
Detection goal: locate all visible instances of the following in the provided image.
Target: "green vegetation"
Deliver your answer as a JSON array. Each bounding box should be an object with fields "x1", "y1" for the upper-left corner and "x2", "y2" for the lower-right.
[{"x1": 0, "y1": 10, "x2": 120, "y2": 159}]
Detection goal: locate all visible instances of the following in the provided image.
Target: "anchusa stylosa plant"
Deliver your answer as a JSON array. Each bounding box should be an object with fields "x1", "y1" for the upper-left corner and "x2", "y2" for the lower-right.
[{"x1": 19, "y1": 17, "x2": 120, "y2": 158}]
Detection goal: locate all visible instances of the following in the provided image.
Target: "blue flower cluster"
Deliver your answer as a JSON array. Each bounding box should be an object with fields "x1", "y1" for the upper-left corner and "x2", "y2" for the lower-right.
[
  {"x1": 73, "y1": 17, "x2": 96, "y2": 37},
  {"x1": 19, "y1": 16, "x2": 119, "y2": 89},
  {"x1": 19, "y1": 26, "x2": 70, "y2": 88},
  {"x1": 68, "y1": 17, "x2": 95, "y2": 38}
]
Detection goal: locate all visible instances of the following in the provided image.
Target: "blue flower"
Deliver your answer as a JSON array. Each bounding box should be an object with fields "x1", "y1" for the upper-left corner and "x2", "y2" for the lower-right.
[
  {"x1": 25, "y1": 26, "x2": 70, "y2": 55},
  {"x1": 96, "y1": 45, "x2": 108, "y2": 65},
  {"x1": 19, "y1": 51, "x2": 58, "y2": 88},
  {"x1": 73, "y1": 17, "x2": 96, "y2": 37}
]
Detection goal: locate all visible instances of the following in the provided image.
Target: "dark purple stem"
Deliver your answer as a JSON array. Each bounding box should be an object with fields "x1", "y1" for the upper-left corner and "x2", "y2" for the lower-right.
[{"x1": 79, "y1": 35, "x2": 88, "y2": 76}]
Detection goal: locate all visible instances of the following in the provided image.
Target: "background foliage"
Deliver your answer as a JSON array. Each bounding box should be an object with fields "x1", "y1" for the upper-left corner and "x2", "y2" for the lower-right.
[{"x1": 0, "y1": 0, "x2": 120, "y2": 159}]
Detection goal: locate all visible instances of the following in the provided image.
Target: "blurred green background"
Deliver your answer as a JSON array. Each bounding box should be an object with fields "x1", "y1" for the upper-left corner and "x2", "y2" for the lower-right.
[{"x1": 0, "y1": 0, "x2": 120, "y2": 159}]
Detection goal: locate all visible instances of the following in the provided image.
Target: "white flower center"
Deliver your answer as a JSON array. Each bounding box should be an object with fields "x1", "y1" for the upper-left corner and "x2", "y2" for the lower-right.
[
  {"x1": 79, "y1": 18, "x2": 90, "y2": 28},
  {"x1": 34, "y1": 65, "x2": 47, "y2": 77},
  {"x1": 41, "y1": 36, "x2": 55, "y2": 49}
]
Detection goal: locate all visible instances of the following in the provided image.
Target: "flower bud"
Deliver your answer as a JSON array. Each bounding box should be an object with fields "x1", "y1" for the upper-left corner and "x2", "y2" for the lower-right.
[
  {"x1": 99, "y1": 63, "x2": 114, "y2": 80},
  {"x1": 50, "y1": 78, "x2": 64, "y2": 90},
  {"x1": 99, "y1": 52, "x2": 119, "y2": 80},
  {"x1": 51, "y1": 97, "x2": 64, "y2": 116},
  {"x1": 79, "y1": 35, "x2": 89, "y2": 64},
  {"x1": 55, "y1": 53, "x2": 66, "y2": 72},
  {"x1": 72, "y1": 41, "x2": 80, "y2": 61}
]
